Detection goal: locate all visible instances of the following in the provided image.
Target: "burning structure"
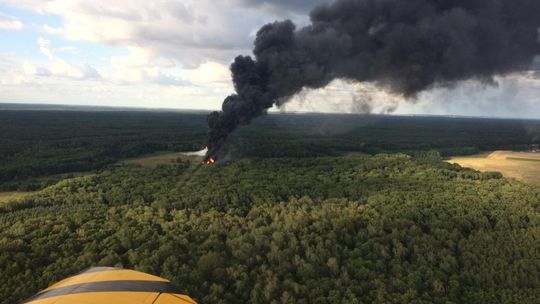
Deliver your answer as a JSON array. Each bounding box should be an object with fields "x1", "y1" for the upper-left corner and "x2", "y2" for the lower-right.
[{"x1": 205, "y1": 0, "x2": 540, "y2": 162}]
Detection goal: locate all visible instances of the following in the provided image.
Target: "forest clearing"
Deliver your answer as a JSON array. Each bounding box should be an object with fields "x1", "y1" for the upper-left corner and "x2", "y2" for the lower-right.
[
  {"x1": 448, "y1": 151, "x2": 540, "y2": 184},
  {"x1": 120, "y1": 152, "x2": 199, "y2": 167},
  {"x1": 0, "y1": 191, "x2": 32, "y2": 203}
]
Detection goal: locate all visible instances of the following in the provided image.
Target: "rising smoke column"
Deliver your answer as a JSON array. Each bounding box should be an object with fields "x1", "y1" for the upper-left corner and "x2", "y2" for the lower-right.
[{"x1": 205, "y1": 0, "x2": 540, "y2": 161}]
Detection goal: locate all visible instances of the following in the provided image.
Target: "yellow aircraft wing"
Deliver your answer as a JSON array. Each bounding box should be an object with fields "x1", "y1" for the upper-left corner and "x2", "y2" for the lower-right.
[{"x1": 22, "y1": 267, "x2": 196, "y2": 304}]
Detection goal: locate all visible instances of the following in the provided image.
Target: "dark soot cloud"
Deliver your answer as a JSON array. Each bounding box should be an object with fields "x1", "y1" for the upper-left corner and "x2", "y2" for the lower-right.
[{"x1": 205, "y1": 0, "x2": 540, "y2": 160}]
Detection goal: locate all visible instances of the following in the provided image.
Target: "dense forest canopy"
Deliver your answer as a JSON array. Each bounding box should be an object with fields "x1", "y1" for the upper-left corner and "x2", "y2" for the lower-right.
[
  {"x1": 1, "y1": 109, "x2": 539, "y2": 190},
  {"x1": 1, "y1": 153, "x2": 540, "y2": 303},
  {"x1": 0, "y1": 110, "x2": 207, "y2": 191},
  {"x1": 1, "y1": 109, "x2": 540, "y2": 303}
]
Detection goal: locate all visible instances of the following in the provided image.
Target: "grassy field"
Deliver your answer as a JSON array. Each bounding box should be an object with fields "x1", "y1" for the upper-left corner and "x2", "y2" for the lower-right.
[
  {"x1": 0, "y1": 192, "x2": 33, "y2": 203},
  {"x1": 448, "y1": 151, "x2": 540, "y2": 185},
  {"x1": 121, "y1": 151, "x2": 204, "y2": 167}
]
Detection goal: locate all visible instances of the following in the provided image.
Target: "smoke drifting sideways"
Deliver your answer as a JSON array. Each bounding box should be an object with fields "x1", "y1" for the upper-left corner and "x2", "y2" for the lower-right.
[{"x1": 205, "y1": 0, "x2": 540, "y2": 161}]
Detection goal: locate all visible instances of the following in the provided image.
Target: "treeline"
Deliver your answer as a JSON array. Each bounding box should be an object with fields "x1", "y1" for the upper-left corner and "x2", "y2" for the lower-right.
[
  {"x1": 0, "y1": 110, "x2": 207, "y2": 189},
  {"x1": 1, "y1": 154, "x2": 539, "y2": 303},
  {"x1": 225, "y1": 114, "x2": 540, "y2": 158},
  {"x1": 2, "y1": 110, "x2": 540, "y2": 191}
]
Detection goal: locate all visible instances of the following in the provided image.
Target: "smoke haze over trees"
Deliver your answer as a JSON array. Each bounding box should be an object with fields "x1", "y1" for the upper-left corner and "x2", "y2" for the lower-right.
[{"x1": 206, "y1": 0, "x2": 540, "y2": 160}]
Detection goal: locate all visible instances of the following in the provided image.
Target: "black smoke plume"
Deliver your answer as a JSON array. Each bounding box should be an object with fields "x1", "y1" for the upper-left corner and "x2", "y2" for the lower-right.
[{"x1": 205, "y1": 0, "x2": 540, "y2": 161}]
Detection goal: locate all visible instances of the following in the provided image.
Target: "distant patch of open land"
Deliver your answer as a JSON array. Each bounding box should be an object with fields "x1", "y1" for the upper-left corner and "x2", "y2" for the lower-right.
[
  {"x1": 448, "y1": 151, "x2": 540, "y2": 185},
  {"x1": 121, "y1": 150, "x2": 205, "y2": 167},
  {"x1": 0, "y1": 192, "x2": 33, "y2": 203}
]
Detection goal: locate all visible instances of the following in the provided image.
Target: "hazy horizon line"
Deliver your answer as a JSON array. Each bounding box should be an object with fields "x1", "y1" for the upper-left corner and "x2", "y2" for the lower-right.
[{"x1": 1, "y1": 101, "x2": 539, "y2": 121}]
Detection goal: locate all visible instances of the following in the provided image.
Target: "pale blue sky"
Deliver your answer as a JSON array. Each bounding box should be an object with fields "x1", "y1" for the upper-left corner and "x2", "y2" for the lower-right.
[{"x1": 0, "y1": 0, "x2": 539, "y2": 118}]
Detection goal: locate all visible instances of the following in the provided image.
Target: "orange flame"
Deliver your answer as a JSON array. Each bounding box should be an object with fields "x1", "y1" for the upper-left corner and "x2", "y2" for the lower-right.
[{"x1": 205, "y1": 157, "x2": 216, "y2": 165}]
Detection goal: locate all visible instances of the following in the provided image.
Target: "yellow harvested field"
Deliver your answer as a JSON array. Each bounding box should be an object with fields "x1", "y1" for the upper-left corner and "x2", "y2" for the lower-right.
[
  {"x1": 486, "y1": 151, "x2": 540, "y2": 161},
  {"x1": 0, "y1": 192, "x2": 33, "y2": 203},
  {"x1": 448, "y1": 151, "x2": 540, "y2": 185}
]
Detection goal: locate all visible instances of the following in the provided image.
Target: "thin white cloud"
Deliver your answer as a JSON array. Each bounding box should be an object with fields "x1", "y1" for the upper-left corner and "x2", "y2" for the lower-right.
[
  {"x1": 0, "y1": 1, "x2": 321, "y2": 109},
  {"x1": 0, "y1": 0, "x2": 539, "y2": 118},
  {"x1": 36, "y1": 37, "x2": 101, "y2": 80},
  {"x1": 3, "y1": 0, "x2": 308, "y2": 68},
  {"x1": 104, "y1": 67, "x2": 193, "y2": 87},
  {"x1": 50, "y1": 60, "x2": 100, "y2": 80},
  {"x1": 55, "y1": 46, "x2": 84, "y2": 56},
  {"x1": 22, "y1": 62, "x2": 51, "y2": 77},
  {"x1": 110, "y1": 47, "x2": 153, "y2": 69},
  {"x1": 37, "y1": 37, "x2": 54, "y2": 60},
  {"x1": 188, "y1": 61, "x2": 231, "y2": 85},
  {"x1": 0, "y1": 11, "x2": 23, "y2": 30}
]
